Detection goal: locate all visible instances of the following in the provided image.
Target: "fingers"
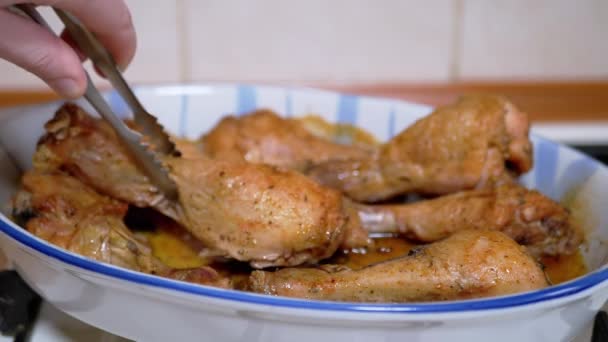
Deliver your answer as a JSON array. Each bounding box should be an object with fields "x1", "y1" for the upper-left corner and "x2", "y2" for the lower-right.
[
  {"x1": 38, "y1": 0, "x2": 137, "y2": 70},
  {"x1": 0, "y1": 0, "x2": 137, "y2": 69},
  {"x1": 0, "y1": 9, "x2": 85, "y2": 98},
  {"x1": 0, "y1": 0, "x2": 135, "y2": 97}
]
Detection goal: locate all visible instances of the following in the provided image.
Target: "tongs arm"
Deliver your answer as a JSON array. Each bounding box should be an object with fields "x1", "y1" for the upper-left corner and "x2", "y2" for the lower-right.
[{"x1": 53, "y1": 8, "x2": 178, "y2": 157}]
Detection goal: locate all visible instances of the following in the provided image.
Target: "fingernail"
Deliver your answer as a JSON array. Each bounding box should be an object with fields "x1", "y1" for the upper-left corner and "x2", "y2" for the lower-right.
[
  {"x1": 117, "y1": 63, "x2": 128, "y2": 73},
  {"x1": 50, "y1": 78, "x2": 81, "y2": 99}
]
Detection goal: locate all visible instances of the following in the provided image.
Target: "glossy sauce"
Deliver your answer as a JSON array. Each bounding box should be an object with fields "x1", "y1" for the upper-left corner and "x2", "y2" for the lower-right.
[
  {"x1": 142, "y1": 230, "x2": 206, "y2": 269},
  {"x1": 328, "y1": 237, "x2": 417, "y2": 270},
  {"x1": 145, "y1": 229, "x2": 587, "y2": 286},
  {"x1": 541, "y1": 253, "x2": 588, "y2": 285}
]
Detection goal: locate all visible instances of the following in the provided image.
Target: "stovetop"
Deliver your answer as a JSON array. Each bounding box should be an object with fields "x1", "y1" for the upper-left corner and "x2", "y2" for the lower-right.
[{"x1": 571, "y1": 145, "x2": 608, "y2": 165}]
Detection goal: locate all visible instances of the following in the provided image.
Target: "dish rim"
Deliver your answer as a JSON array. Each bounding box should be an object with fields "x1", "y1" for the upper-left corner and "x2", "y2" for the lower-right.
[{"x1": 1, "y1": 83, "x2": 607, "y2": 314}]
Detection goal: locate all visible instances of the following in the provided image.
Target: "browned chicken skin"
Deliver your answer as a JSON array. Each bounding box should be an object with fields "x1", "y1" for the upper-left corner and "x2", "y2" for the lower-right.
[
  {"x1": 13, "y1": 171, "x2": 159, "y2": 273},
  {"x1": 34, "y1": 106, "x2": 167, "y2": 212},
  {"x1": 170, "y1": 158, "x2": 349, "y2": 268},
  {"x1": 200, "y1": 110, "x2": 372, "y2": 171},
  {"x1": 352, "y1": 184, "x2": 582, "y2": 257},
  {"x1": 12, "y1": 171, "x2": 229, "y2": 288},
  {"x1": 307, "y1": 95, "x2": 533, "y2": 202},
  {"x1": 33, "y1": 104, "x2": 360, "y2": 268},
  {"x1": 250, "y1": 230, "x2": 549, "y2": 302}
]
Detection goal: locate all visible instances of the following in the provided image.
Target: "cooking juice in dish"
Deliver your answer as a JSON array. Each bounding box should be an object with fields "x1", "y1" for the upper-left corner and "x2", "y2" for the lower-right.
[
  {"x1": 332, "y1": 237, "x2": 587, "y2": 286},
  {"x1": 143, "y1": 225, "x2": 586, "y2": 287}
]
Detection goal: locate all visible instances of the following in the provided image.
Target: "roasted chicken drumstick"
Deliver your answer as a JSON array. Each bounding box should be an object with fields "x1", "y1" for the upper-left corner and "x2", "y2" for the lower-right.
[
  {"x1": 307, "y1": 95, "x2": 533, "y2": 202},
  {"x1": 33, "y1": 104, "x2": 366, "y2": 268},
  {"x1": 352, "y1": 184, "x2": 582, "y2": 257},
  {"x1": 250, "y1": 230, "x2": 549, "y2": 302}
]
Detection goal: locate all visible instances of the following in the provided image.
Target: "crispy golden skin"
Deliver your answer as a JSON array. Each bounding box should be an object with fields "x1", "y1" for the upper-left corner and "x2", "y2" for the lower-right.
[
  {"x1": 353, "y1": 184, "x2": 582, "y2": 257},
  {"x1": 169, "y1": 157, "x2": 349, "y2": 268},
  {"x1": 200, "y1": 110, "x2": 372, "y2": 171},
  {"x1": 250, "y1": 230, "x2": 549, "y2": 302},
  {"x1": 33, "y1": 106, "x2": 167, "y2": 212},
  {"x1": 33, "y1": 104, "x2": 362, "y2": 268},
  {"x1": 13, "y1": 171, "x2": 229, "y2": 288},
  {"x1": 307, "y1": 95, "x2": 533, "y2": 202},
  {"x1": 13, "y1": 171, "x2": 159, "y2": 273}
]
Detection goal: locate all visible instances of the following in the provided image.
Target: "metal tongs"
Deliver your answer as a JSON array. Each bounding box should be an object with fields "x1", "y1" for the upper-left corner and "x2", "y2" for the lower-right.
[{"x1": 12, "y1": 4, "x2": 179, "y2": 201}]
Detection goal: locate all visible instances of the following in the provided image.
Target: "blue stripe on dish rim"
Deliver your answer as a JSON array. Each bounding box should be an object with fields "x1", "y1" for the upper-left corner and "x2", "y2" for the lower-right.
[
  {"x1": 336, "y1": 95, "x2": 359, "y2": 126},
  {"x1": 236, "y1": 85, "x2": 257, "y2": 116},
  {"x1": 535, "y1": 139, "x2": 559, "y2": 200},
  {"x1": 388, "y1": 107, "x2": 396, "y2": 138},
  {"x1": 285, "y1": 91, "x2": 293, "y2": 118},
  {"x1": 2, "y1": 136, "x2": 608, "y2": 314}
]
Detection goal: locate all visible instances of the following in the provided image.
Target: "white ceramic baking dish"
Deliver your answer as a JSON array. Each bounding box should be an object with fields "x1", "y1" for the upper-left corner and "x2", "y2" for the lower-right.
[{"x1": 0, "y1": 84, "x2": 607, "y2": 342}]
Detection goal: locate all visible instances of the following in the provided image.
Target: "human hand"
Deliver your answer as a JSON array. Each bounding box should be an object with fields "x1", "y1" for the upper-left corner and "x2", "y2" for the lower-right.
[{"x1": 0, "y1": 1, "x2": 136, "y2": 99}]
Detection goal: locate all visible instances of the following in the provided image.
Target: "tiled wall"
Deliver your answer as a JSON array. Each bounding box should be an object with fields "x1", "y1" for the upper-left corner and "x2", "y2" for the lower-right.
[{"x1": 1, "y1": 0, "x2": 607, "y2": 89}]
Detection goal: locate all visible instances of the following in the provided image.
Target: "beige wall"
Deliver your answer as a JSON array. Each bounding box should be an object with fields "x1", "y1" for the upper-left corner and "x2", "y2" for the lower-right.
[{"x1": 1, "y1": 0, "x2": 607, "y2": 89}]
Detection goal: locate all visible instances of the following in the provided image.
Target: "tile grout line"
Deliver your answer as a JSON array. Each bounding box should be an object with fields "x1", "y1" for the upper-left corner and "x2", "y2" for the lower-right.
[
  {"x1": 175, "y1": 0, "x2": 190, "y2": 83},
  {"x1": 449, "y1": 0, "x2": 464, "y2": 82}
]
